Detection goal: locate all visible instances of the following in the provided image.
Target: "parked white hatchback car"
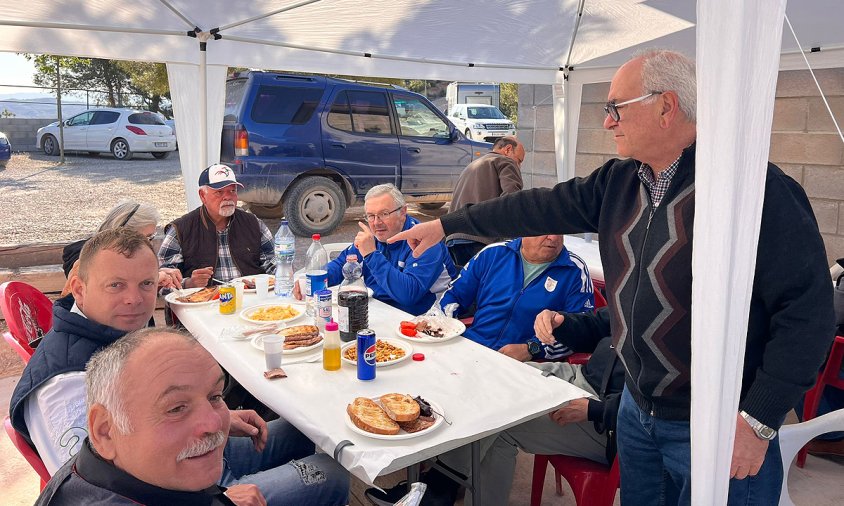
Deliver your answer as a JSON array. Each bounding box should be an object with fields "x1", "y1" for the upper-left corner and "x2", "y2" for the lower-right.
[
  {"x1": 36, "y1": 108, "x2": 177, "y2": 160},
  {"x1": 448, "y1": 104, "x2": 516, "y2": 142}
]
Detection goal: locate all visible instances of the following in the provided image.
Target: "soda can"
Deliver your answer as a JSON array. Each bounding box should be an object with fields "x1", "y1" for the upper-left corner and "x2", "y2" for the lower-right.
[
  {"x1": 356, "y1": 329, "x2": 376, "y2": 381},
  {"x1": 315, "y1": 289, "x2": 332, "y2": 322},
  {"x1": 219, "y1": 284, "x2": 236, "y2": 315}
]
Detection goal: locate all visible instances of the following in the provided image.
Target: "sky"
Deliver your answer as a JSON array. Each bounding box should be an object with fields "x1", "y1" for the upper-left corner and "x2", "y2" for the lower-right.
[{"x1": 0, "y1": 52, "x2": 43, "y2": 97}]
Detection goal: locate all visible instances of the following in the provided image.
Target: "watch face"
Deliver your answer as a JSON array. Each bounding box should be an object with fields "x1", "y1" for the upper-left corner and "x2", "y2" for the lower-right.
[
  {"x1": 527, "y1": 341, "x2": 541, "y2": 356},
  {"x1": 759, "y1": 426, "x2": 776, "y2": 440}
]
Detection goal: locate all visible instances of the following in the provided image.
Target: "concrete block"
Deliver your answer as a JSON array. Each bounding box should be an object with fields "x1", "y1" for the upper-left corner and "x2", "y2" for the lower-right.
[
  {"x1": 804, "y1": 165, "x2": 844, "y2": 200},
  {"x1": 807, "y1": 96, "x2": 844, "y2": 132},
  {"x1": 518, "y1": 84, "x2": 535, "y2": 107},
  {"x1": 529, "y1": 174, "x2": 560, "y2": 189},
  {"x1": 518, "y1": 107, "x2": 535, "y2": 129},
  {"x1": 769, "y1": 133, "x2": 844, "y2": 166},
  {"x1": 777, "y1": 68, "x2": 844, "y2": 98},
  {"x1": 517, "y1": 129, "x2": 533, "y2": 151},
  {"x1": 772, "y1": 98, "x2": 807, "y2": 132},
  {"x1": 534, "y1": 85, "x2": 554, "y2": 108},
  {"x1": 579, "y1": 102, "x2": 607, "y2": 129},
  {"x1": 575, "y1": 154, "x2": 607, "y2": 178},
  {"x1": 532, "y1": 151, "x2": 557, "y2": 176},
  {"x1": 576, "y1": 129, "x2": 615, "y2": 155},
  {"x1": 535, "y1": 105, "x2": 555, "y2": 130},
  {"x1": 840, "y1": 206, "x2": 844, "y2": 235},
  {"x1": 821, "y1": 233, "x2": 844, "y2": 265},
  {"x1": 533, "y1": 129, "x2": 557, "y2": 152},
  {"x1": 809, "y1": 199, "x2": 839, "y2": 234},
  {"x1": 777, "y1": 163, "x2": 804, "y2": 184},
  {"x1": 581, "y1": 82, "x2": 611, "y2": 103}
]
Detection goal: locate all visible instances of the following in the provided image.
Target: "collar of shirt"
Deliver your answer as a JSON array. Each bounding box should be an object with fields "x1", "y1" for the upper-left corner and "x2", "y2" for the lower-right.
[
  {"x1": 70, "y1": 302, "x2": 88, "y2": 319},
  {"x1": 637, "y1": 154, "x2": 682, "y2": 208}
]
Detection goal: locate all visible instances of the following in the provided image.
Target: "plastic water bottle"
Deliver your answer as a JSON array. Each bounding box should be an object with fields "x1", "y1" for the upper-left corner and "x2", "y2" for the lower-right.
[
  {"x1": 339, "y1": 254, "x2": 366, "y2": 292},
  {"x1": 304, "y1": 234, "x2": 329, "y2": 316},
  {"x1": 274, "y1": 220, "x2": 295, "y2": 298}
]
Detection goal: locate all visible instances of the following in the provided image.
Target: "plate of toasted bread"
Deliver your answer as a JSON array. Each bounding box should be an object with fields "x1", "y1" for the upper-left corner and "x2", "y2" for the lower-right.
[
  {"x1": 395, "y1": 317, "x2": 465, "y2": 343},
  {"x1": 346, "y1": 393, "x2": 443, "y2": 440},
  {"x1": 340, "y1": 338, "x2": 411, "y2": 367},
  {"x1": 240, "y1": 303, "x2": 305, "y2": 324},
  {"x1": 165, "y1": 286, "x2": 220, "y2": 306},
  {"x1": 251, "y1": 324, "x2": 324, "y2": 354}
]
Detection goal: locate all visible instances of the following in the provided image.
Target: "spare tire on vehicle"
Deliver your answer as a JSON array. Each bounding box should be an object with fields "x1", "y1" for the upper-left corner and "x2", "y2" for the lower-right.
[{"x1": 282, "y1": 176, "x2": 346, "y2": 237}]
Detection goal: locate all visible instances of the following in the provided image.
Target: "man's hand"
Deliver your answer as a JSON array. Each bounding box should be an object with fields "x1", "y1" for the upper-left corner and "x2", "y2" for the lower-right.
[
  {"x1": 730, "y1": 413, "x2": 769, "y2": 479},
  {"x1": 229, "y1": 409, "x2": 268, "y2": 452},
  {"x1": 225, "y1": 484, "x2": 267, "y2": 506},
  {"x1": 157, "y1": 268, "x2": 183, "y2": 290},
  {"x1": 387, "y1": 219, "x2": 445, "y2": 258},
  {"x1": 498, "y1": 343, "x2": 531, "y2": 362},
  {"x1": 548, "y1": 398, "x2": 589, "y2": 426},
  {"x1": 534, "y1": 309, "x2": 564, "y2": 345},
  {"x1": 354, "y1": 222, "x2": 377, "y2": 257},
  {"x1": 185, "y1": 266, "x2": 214, "y2": 288},
  {"x1": 292, "y1": 279, "x2": 304, "y2": 300}
]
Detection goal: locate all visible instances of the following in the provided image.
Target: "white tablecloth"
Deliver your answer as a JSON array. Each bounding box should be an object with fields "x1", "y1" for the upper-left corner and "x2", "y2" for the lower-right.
[{"x1": 173, "y1": 293, "x2": 589, "y2": 486}]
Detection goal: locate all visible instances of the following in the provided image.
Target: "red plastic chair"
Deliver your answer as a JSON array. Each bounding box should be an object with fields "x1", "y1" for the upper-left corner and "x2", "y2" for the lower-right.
[
  {"x1": 4, "y1": 416, "x2": 51, "y2": 490},
  {"x1": 0, "y1": 281, "x2": 53, "y2": 363},
  {"x1": 531, "y1": 453, "x2": 620, "y2": 506},
  {"x1": 796, "y1": 335, "x2": 844, "y2": 467}
]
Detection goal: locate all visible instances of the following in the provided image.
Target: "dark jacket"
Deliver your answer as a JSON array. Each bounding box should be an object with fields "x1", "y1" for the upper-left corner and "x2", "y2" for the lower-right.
[
  {"x1": 61, "y1": 240, "x2": 86, "y2": 277},
  {"x1": 36, "y1": 440, "x2": 235, "y2": 505},
  {"x1": 9, "y1": 295, "x2": 126, "y2": 446},
  {"x1": 441, "y1": 143, "x2": 835, "y2": 428},
  {"x1": 166, "y1": 206, "x2": 264, "y2": 280}
]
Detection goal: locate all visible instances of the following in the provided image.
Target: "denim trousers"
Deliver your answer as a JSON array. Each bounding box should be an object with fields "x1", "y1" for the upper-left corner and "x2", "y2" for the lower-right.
[
  {"x1": 219, "y1": 418, "x2": 350, "y2": 505},
  {"x1": 617, "y1": 387, "x2": 783, "y2": 505}
]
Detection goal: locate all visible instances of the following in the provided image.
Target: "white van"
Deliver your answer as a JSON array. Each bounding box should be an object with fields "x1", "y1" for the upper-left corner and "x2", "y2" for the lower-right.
[{"x1": 448, "y1": 104, "x2": 516, "y2": 142}]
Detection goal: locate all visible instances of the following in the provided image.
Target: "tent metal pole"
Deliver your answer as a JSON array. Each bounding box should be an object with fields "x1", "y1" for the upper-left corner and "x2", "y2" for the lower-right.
[
  {"x1": 0, "y1": 19, "x2": 184, "y2": 37},
  {"x1": 217, "y1": 0, "x2": 323, "y2": 32},
  {"x1": 561, "y1": 0, "x2": 586, "y2": 73},
  {"x1": 157, "y1": 0, "x2": 201, "y2": 30},
  {"x1": 199, "y1": 35, "x2": 209, "y2": 171}
]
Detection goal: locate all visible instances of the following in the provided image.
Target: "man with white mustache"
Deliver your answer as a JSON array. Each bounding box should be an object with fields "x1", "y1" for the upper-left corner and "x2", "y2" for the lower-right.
[
  {"x1": 159, "y1": 164, "x2": 276, "y2": 288},
  {"x1": 36, "y1": 328, "x2": 350, "y2": 505}
]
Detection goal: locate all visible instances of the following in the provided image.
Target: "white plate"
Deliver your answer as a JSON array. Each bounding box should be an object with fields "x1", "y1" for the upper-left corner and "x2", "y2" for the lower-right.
[
  {"x1": 239, "y1": 303, "x2": 306, "y2": 324},
  {"x1": 394, "y1": 318, "x2": 466, "y2": 343},
  {"x1": 165, "y1": 287, "x2": 219, "y2": 307},
  {"x1": 329, "y1": 286, "x2": 374, "y2": 305},
  {"x1": 250, "y1": 333, "x2": 324, "y2": 355},
  {"x1": 345, "y1": 398, "x2": 445, "y2": 440},
  {"x1": 230, "y1": 275, "x2": 275, "y2": 293},
  {"x1": 340, "y1": 338, "x2": 412, "y2": 367}
]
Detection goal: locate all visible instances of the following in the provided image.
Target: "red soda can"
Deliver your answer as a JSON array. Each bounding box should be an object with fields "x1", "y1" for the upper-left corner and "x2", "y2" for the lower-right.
[{"x1": 357, "y1": 329, "x2": 376, "y2": 381}]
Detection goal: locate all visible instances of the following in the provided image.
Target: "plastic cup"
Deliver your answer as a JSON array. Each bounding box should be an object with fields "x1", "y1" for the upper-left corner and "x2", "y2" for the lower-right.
[
  {"x1": 234, "y1": 281, "x2": 245, "y2": 310},
  {"x1": 254, "y1": 275, "x2": 270, "y2": 299},
  {"x1": 262, "y1": 334, "x2": 284, "y2": 369}
]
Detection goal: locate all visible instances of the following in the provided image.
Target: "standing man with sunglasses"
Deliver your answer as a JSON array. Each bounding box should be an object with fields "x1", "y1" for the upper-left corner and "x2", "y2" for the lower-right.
[
  {"x1": 390, "y1": 49, "x2": 834, "y2": 505},
  {"x1": 295, "y1": 183, "x2": 456, "y2": 315}
]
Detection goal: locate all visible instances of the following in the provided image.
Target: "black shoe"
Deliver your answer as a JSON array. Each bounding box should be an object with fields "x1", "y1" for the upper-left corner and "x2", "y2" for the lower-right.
[
  {"x1": 364, "y1": 470, "x2": 460, "y2": 506},
  {"x1": 364, "y1": 481, "x2": 411, "y2": 506}
]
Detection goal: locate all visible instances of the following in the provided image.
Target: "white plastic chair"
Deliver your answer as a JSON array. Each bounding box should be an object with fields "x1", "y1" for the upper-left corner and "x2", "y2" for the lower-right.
[
  {"x1": 778, "y1": 408, "x2": 844, "y2": 505},
  {"x1": 293, "y1": 242, "x2": 351, "y2": 279}
]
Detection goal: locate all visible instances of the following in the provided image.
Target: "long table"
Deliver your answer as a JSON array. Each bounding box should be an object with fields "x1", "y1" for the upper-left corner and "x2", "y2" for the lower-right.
[{"x1": 172, "y1": 292, "x2": 590, "y2": 491}]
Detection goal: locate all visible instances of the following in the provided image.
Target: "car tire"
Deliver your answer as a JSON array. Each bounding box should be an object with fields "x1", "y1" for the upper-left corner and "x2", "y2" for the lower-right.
[
  {"x1": 418, "y1": 202, "x2": 446, "y2": 210},
  {"x1": 282, "y1": 176, "x2": 346, "y2": 237},
  {"x1": 111, "y1": 139, "x2": 133, "y2": 160},
  {"x1": 152, "y1": 152, "x2": 169, "y2": 159},
  {"x1": 42, "y1": 135, "x2": 59, "y2": 156},
  {"x1": 464, "y1": 129, "x2": 472, "y2": 140}
]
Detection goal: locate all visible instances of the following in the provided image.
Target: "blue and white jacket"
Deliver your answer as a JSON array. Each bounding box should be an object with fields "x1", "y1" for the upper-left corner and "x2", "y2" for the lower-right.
[
  {"x1": 327, "y1": 216, "x2": 458, "y2": 315},
  {"x1": 440, "y1": 238, "x2": 594, "y2": 357}
]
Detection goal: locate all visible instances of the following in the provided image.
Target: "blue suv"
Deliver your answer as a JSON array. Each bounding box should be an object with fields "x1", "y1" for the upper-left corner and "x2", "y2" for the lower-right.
[{"x1": 221, "y1": 72, "x2": 489, "y2": 236}]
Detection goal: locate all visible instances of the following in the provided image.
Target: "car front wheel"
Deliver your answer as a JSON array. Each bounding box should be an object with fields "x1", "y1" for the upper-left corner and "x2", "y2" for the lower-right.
[
  {"x1": 282, "y1": 176, "x2": 347, "y2": 237},
  {"x1": 464, "y1": 129, "x2": 473, "y2": 140},
  {"x1": 151, "y1": 152, "x2": 169, "y2": 159},
  {"x1": 111, "y1": 139, "x2": 133, "y2": 160},
  {"x1": 42, "y1": 135, "x2": 59, "y2": 156}
]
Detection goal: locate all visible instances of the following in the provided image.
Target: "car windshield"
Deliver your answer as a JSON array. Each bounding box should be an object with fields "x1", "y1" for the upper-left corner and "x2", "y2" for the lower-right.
[
  {"x1": 128, "y1": 112, "x2": 165, "y2": 125},
  {"x1": 467, "y1": 107, "x2": 507, "y2": 120}
]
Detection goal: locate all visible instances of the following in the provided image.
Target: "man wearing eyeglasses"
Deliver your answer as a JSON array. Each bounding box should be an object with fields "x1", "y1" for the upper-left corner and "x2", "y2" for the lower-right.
[
  {"x1": 390, "y1": 49, "x2": 834, "y2": 505},
  {"x1": 296, "y1": 183, "x2": 457, "y2": 315}
]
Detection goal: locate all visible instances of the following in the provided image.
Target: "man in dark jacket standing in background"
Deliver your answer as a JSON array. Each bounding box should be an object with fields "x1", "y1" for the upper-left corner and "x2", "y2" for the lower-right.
[{"x1": 446, "y1": 136, "x2": 525, "y2": 266}]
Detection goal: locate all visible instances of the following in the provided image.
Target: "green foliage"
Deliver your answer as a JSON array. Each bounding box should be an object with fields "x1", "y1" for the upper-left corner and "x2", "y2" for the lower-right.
[{"x1": 499, "y1": 83, "x2": 518, "y2": 123}]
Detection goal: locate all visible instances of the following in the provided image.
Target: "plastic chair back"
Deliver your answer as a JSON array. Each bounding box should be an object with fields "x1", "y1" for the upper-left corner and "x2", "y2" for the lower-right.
[
  {"x1": 531, "y1": 453, "x2": 619, "y2": 506},
  {"x1": 0, "y1": 281, "x2": 53, "y2": 361},
  {"x1": 779, "y1": 409, "x2": 844, "y2": 506},
  {"x1": 4, "y1": 416, "x2": 51, "y2": 489},
  {"x1": 796, "y1": 335, "x2": 844, "y2": 467},
  {"x1": 593, "y1": 289, "x2": 607, "y2": 310}
]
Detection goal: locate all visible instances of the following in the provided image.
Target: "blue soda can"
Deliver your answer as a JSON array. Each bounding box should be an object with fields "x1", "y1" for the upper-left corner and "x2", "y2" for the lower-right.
[
  {"x1": 315, "y1": 289, "x2": 332, "y2": 322},
  {"x1": 305, "y1": 270, "x2": 328, "y2": 297},
  {"x1": 357, "y1": 329, "x2": 376, "y2": 381}
]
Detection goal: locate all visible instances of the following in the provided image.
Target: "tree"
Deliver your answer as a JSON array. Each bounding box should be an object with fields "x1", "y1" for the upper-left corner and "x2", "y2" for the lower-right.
[
  {"x1": 26, "y1": 55, "x2": 132, "y2": 107},
  {"x1": 0, "y1": 109, "x2": 15, "y2": 118},
  {"x1": 499, "y1": 83, "x2": 518, "y2": 124},
  {"x1": 117, "y1": 61, "x2": 170, "y2": 113}
]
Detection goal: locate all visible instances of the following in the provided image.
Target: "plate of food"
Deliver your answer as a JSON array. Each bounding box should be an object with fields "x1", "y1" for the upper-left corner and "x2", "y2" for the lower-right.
[
  {"x1": 165, "y1": 286, "x2": 220, "y2": 307},
  {"x1": 240, "y1": 303, "x2": 305, "y2": 324},
  {"x1": 395, "y1": 317, "x2": 466, "y2": 343},
  {"x1": 340, "y1": 338, "x2": 411, "y2": 367},
  {"x1": 231, "y1": 275, "x2": 276, "y2": 293},
  {"x1": 250, "y1": 324, "x2": 324, "y2": 355},
  {"x1": 345, "y1": 394, "x2": 445, "y2": 440}
]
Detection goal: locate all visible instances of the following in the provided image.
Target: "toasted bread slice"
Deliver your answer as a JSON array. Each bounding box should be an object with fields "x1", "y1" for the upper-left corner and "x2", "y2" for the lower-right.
[
  {"x1": 379, "y1": 393, "x2": 420, "y2": 422},
  {"x1": 347, "y1": 397, "x2": 400, "y2": 435}
]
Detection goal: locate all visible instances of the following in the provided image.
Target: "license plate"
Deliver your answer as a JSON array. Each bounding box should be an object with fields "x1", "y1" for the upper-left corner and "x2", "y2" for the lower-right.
[
  {"x1": 154, "y1": 142, "x2": 168, "y2": 147},
  {"x1": 489, "y1": 132, "x2": 505, "y2": 136}
]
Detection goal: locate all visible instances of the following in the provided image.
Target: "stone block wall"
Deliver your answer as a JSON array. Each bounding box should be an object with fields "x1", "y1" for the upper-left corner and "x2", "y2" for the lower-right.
[
  {"x1": 517, "y1": 68, "x2": 844, "y2": 265},
  {"x1": 0, "y1": 118, "x2": 53, "y2": 151}
]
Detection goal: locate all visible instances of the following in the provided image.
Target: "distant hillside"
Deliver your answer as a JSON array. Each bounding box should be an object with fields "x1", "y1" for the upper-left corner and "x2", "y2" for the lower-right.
[{"x1": 0, "y1": 95, "x2": 89, "y2": 119}]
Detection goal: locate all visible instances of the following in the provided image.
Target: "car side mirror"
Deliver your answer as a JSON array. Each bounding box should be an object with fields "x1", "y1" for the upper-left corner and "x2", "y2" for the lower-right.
[{"x1": 450, "y1": 128, "x2": 459, "y2": 142}]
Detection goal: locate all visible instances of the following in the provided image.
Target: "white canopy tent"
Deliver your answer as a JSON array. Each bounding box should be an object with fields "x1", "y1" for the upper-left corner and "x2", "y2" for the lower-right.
[{"x1": 1, "y1": 1, "x2": 841, "y2": 502}]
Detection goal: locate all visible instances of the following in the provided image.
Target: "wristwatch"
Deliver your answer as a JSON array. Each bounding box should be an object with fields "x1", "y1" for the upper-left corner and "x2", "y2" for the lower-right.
[
  {"x1": 526, "y1": 338, "x2": 542, "y2": 359},
  {"x1": 739, "y1": 410, "x2": 777, "y2": 440}
]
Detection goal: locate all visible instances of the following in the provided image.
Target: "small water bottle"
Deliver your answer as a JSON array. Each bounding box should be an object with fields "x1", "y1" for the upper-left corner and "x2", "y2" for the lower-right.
[
  {"x1": 304, "y1": 234, "x2": 329, "y2": 316},
  {"x1": 274, "y1": 220, "x2": 295, "y2": 298},
  {"x1": 339, "y1": 254, "x2": 366, "y2": 292}
]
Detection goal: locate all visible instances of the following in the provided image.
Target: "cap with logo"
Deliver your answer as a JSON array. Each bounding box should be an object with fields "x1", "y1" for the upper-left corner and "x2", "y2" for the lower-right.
[{"x1": 198, "y1": 164, "x2": 244, "y2": 189}]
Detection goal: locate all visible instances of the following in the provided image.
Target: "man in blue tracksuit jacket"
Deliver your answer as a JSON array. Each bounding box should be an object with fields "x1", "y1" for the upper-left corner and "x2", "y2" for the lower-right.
[
  {"x1": 440, "y1": 235, "x2": 594, "y2": 361},
  {"x1": 324, "y1": 184, "x2": 457, "y2": 316}
]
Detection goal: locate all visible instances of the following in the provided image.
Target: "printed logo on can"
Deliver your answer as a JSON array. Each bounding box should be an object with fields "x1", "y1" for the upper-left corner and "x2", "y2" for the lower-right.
[
  {"x1": 363, "y1": 344, "x2": 377, "y2": 366},
  {"x1": 219, "y1": 292, "x2": 233, "y2": 303}
]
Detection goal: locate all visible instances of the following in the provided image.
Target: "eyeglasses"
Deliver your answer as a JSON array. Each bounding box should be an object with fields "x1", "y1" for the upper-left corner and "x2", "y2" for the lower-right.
[
  {"x1": 365, "y1": 206, "x2": 403, "y2": 222},
  {"x1": 604, "y1": 92, "x2": 662, "y2": 122},
  {"x1": 146, "y1": 231, "x2": 158, "y2": 242}
]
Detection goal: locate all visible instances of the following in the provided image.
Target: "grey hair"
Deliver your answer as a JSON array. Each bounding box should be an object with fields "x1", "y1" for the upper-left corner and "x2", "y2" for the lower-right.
[
  {"x1": 97, "y1": 201, "x2": 160, "y2": 233},
  {"x1": 633, "y1": 49, "x2": 697, "y2": 123},
  {"x1": 365, "y1": 183, "x2": 405, "y2": 208},
  {"x1": 86, "y1": 328, "x2": 198, "y2": 434}
]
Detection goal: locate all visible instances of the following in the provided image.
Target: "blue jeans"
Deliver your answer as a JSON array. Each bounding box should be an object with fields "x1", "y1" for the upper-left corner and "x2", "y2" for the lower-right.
[
  {"x1": 219, "y1": 418, "x2": 349, "y2": 505},
  {"x1": 617, "y1": 387, "x2": 782, "y2": 505}
]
